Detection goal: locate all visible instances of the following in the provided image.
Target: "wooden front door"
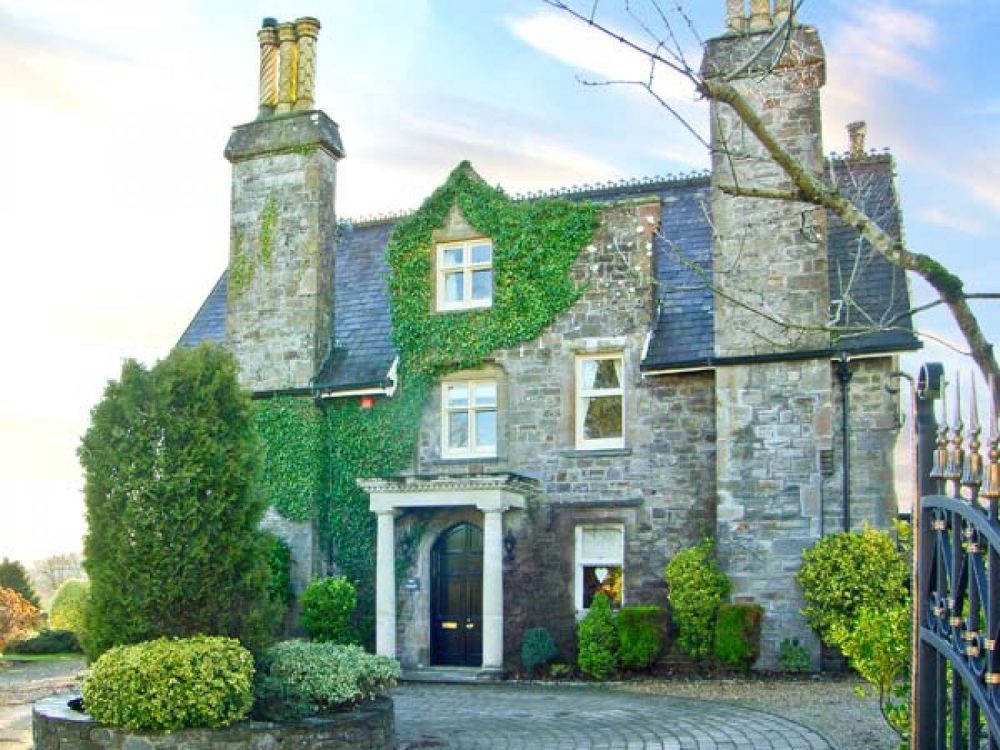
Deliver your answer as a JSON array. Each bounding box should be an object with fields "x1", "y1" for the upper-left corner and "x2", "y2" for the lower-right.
[{"x1": 430, "y1": 523, "x2": 483, "y2": 666}]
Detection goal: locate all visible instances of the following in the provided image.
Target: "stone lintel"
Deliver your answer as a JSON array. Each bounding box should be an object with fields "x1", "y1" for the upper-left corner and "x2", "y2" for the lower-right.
[
  {"x1": 225, "y1": 110, "x2": 345, "y2": 163},
  {"x1": 361, "y1": 473, "x2": 535, "y2": 514},
  {"x1": 701, "y1": 25, "x2": 825, "y2": 84}
]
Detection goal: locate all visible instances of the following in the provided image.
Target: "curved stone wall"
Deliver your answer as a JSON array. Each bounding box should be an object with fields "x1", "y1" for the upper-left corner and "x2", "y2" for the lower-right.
[{"x1": 33, "y1": 693, "x2": 394, "y2": 750}]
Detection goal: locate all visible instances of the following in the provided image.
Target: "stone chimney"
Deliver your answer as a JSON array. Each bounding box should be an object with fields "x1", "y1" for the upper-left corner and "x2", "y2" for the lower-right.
[
  {"x1": 847, "y1": 121, "x2": 867, "y2": 159},
  {"x1": 224, "y1": 17, "x2": 344, "y2": 391},
  {"x1": 705, "y1": 3, "x2": 833, "y2": 671}
]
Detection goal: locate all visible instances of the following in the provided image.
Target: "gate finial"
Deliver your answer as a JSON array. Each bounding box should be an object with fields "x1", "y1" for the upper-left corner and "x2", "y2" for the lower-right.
[
  {"x1": 943, "y1": 372, "x2": 965, "y2": 492},
  {"x1": 981, "y1": 375, "x2": 1000, "y2": 500},
  {"x1": 930, "y1": 378, "x2": 949, "y2": 483},
  {"x1": 962, "y1": 373, "x2": 984, "y2": 492}
]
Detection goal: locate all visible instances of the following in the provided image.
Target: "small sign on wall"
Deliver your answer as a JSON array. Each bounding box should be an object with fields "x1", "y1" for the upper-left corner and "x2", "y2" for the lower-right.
[{"x1": 404, "y1": 577, "x2": 420, "y2": 592}]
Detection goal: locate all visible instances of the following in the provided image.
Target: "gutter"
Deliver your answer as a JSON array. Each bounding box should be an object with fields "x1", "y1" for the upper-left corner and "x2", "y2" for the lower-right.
[{"x1": 641, "y1": 340, "x2": 922, "y2": 376}]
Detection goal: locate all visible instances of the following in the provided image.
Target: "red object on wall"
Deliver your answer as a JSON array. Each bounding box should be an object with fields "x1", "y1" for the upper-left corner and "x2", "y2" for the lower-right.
[{"x1": 360, "y1": 395, "x2": 374, "y2": 409}]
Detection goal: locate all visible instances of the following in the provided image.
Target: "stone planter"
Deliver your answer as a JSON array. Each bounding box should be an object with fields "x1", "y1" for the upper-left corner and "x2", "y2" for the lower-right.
[{"x1": 34, "y1": 693, "x2": 394, "y2": 749}]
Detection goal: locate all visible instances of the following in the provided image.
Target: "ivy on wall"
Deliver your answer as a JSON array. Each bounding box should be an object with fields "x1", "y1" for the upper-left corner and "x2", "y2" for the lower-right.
[
  {"x1": 252, "y1": 162, "x2": 600, "y2": 640},
  {"x1": 230, "y1": 190, "x2": 280, "y2": 297}
]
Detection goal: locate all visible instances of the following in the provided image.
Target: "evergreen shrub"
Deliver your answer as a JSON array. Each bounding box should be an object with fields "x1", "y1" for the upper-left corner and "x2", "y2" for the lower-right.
[
  {"x1": 300, "y1": 576, "x2": 358, "y2": 644},
  {"x1": 82, "y1": 636, "x2": 254, "y2": 731},
  {"x1": 48, "y1": 579, "x2": 89, "y2": 637},
  {"x1": 252, "y1": 640, "x2": 400, "y2": 720},
  {"x1": 264, "y1": 534, "x2": 295, "y2": 609},
  {"x1": 5, "y1": 629, "x2": 80, "y2": 654},
  {"x1": 617, "y1": 605, "x2": 666, "y2": 670},
  {"x1": 79, "y1": 344, "x2": 278, "y2": 660},
  {"x1": 713, "y1": 603, "x2": 763, "y2": 672},
  {"x1": 577, "y1": 592, "x2": 618, "y2": 680},
  {"x1": 777, "y1": 638, "x2": 810, "y2": 672},
  {"x1": 796, "y1": 527, "x2": 908, "y2": 646},
  {"x1": 664, "y1": 539, "x2": 730, "y2": 660},
  {"x1": 520, "y1": 627, "x2": 558, "y2": 674}
]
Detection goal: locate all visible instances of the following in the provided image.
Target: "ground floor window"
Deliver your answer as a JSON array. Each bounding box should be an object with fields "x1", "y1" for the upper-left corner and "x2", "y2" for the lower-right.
[{"x1": 575, "y1": 524, "x2": 624, "y2": 610}]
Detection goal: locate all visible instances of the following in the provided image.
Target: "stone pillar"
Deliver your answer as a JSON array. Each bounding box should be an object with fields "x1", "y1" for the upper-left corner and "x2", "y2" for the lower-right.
[
  {"x1": 481, "y1": 508, "x2": 504, "y2": 673},
  {"x1": 276, "y1": 22, "x2": 297, "y2": 113},
  {"x1": 376, "y1": 510, "x2": 398, "y2": 659},
  {"x1": 257, "y1": 21, "x2": 279, "y2": 119},
  {"x1": 293, "y1": 17, "x2": 320, "y2": 111}
]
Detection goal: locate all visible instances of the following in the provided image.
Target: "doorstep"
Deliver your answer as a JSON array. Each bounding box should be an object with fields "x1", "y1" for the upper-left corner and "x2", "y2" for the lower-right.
[{"x1": 399, "y1": 667, "x2": 504, "y2": 684}]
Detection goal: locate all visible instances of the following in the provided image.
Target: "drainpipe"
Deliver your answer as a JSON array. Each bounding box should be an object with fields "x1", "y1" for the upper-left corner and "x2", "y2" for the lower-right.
[{"x1": 835, "y1": 351, "x2": 853, "y2": 532}]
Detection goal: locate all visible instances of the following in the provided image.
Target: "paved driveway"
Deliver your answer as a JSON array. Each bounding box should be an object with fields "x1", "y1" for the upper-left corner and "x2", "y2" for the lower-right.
[{"x1": 395, "y1": 683, "x2": 833, "y2": 749}]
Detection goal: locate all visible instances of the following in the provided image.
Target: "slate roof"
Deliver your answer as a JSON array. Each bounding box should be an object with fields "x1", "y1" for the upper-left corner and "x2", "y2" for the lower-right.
[{"x1": 177, "y1": 154, "x2": 918, "y2": 388}]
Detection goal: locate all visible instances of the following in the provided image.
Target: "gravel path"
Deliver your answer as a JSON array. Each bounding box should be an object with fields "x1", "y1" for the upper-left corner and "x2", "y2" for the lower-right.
[
  {"x1": 0, "y1": 658, "x2": 85, "y2": 748},
  {"x1": 613, "y1": 674, "x2": 900, "y2": 750}
]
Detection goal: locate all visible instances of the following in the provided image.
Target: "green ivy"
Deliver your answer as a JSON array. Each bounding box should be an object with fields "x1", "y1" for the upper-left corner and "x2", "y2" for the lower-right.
[
  {"x1": 254, "y1": 396, "x2": 325, "y2": 522},
  {"x1": 252, "y1": 162, "x2": 599, "y2": 642},
  {"x1": 229, "y1": 191, "x2": 280, "y2": 297},
  {"x1": 389, "y1": 161, "x2": 599, "y2": 374}
]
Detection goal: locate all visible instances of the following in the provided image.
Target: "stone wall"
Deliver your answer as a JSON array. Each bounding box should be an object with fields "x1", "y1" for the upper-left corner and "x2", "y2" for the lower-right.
[
  {"x1": 34, "y1": 694, "x2": 394, "y2": 750},
  {"x1": 394, "y1": 199, "x2": 718, "y2": 666},
  {"x1": 224, "y1": 111, "x2": 343, "y2": 391}
]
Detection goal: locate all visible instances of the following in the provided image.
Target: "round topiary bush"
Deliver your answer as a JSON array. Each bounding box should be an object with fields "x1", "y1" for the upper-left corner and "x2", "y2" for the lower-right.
[
  {"x1": 48, "y1": 579, "x2": 89, "y2": 638},
  {"x1": 82, "y1": 635, "x2": 254, "y2": 731},
  {"x1": 300, "y1": 576, "x2": 358, "y2": 644},
  {"x1": 253, "y1": 640, "x2": 400, "y2": 721},
  {"x1": 664, "y1": 539, "x2": 730, "y2": 660},
  {"x1": 796, "y1": 527, "x2": 908, "y2": 646}
]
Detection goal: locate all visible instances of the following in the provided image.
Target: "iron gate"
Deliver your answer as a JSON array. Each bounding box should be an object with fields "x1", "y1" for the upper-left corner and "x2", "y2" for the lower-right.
[{"x1": 915, "y1": 376, "x2": 1000, "y2": 749}]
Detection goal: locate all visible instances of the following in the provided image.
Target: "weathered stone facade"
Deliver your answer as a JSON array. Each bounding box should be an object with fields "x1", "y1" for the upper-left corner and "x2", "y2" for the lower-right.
[
  {"x1": 224, "y1": 111, "x2": 343, "y2": 391},
  {"x1": 389, "y1": 200, "x2": 718, "y2": 667}
]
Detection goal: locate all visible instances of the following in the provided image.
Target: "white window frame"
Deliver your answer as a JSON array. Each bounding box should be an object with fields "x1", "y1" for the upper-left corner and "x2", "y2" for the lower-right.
[
  {"x1": 575, "y1": 524, "x2": 625, "y2": 612},
  {"x1": 435, "y1": 239, "x2": 493, "y2": 311},
  {"x1": 440, "y1": 379, "x2": 498, "y2": 459},
  {"x1": 575, "y1": 353, "x2": 625, "y2": 450}
]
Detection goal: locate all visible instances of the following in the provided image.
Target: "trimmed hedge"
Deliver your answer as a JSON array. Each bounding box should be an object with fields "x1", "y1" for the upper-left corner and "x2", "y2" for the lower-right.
[
  {"x1": 664, "y1": 539, "x2": 730, "y2": 660},
  {"x1": 5, "y1": 629, "x2": 80, "y2": 655},
  {"x1": 253, "y1": 640, "x2": 400, "y2": 721},
  {"x1": 713, "y1": 603, "x2": 763, "y2": 672},
  {"x1": 300, "y1": 577, "x2": 359, "y2": 644},
  {"x1": 82, "y1": 636, "x2": 254, "y2": 731},
  {"x1": 577, "y1": 593, "x2": 618, "y2": 679},
  {"x1": 618, "y1": 606, "x2": 666, "y2": 670}
]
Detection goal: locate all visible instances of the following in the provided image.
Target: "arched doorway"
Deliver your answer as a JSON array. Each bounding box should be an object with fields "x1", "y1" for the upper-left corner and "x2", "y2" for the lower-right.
[{"x1": 430, "y1": 523, "x2": 483, "y2": 666}]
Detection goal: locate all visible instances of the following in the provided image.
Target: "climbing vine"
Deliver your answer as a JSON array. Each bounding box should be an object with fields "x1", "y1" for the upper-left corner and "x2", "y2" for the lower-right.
[
  {"x1": 229, "y1": 191, "x2": 280, "y2": 296},
  {"x1": 253, "y1": 162, "x2": 599, "y2": 641}
]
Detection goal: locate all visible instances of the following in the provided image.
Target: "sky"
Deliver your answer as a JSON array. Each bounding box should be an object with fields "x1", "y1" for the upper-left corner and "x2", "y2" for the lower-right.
[{"x1": 1, "y1": 0, "x2": 998, "y2": 565}]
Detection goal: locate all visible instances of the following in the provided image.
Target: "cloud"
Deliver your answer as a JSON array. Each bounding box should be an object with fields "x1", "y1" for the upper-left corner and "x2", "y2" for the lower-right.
[
  {"x1": 917, "y1": 207, "x2": 984, "y2": 235},
  {"x1": 506, "y1": 10, "x2": 698, "y2": 105}
]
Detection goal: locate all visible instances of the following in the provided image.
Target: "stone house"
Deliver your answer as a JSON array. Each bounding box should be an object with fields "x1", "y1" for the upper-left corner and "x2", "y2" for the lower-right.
[{"x1": 179, "y1": 5, "x2": 919, "y2": 672}]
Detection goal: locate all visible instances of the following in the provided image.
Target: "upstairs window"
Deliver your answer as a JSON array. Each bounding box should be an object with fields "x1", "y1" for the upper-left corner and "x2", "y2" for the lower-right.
[
  {"x1": 575, "y1": 354, "x2": 624, "y2": 450},
  {"x1": 575, "y1": 525, "x2": 624, "y2": 610},
  {"x1": 441, "y1": 379, "x2": 498, "y2": 458},
  {"x1": 436, "y1": 239, "x2": 493, "y2": 311}
]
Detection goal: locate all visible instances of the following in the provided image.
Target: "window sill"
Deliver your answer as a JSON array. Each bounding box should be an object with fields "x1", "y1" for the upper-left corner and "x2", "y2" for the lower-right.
[
  {"x1": 560, "y1": 448, "x2": 632, "y2": 459},
  {"x1": 430, "y1": 456, "x2": 504, "y2": 466}
]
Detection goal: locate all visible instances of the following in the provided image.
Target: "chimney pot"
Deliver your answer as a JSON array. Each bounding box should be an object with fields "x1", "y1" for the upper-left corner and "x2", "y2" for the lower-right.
[
  {"x1": 293, "y1": 18, "x2": 321, "y2": 111},
  {"x1": 261, "y1": 17, "x2": 278, "y2": 28},
  {"x1": 847, "y1": 121, "x2": 867, "y2": 159},
  {"x1": 726, "y1": 0, "x2": 747, "y2": 33},
  {"x1": 749, "y1": 0, "x2": 772, "y2": 31},
  {"x1": 773, "y1": 0, "x2": 792, "y2": 25}
]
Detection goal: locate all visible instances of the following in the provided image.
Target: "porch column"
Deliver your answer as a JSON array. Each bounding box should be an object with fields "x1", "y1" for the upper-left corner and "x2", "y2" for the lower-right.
[
  {"x1": 375, "y1": 509, "x2": 397, "y2": 658},
  {"x1": 481, "y1": 508, "x2": 504, "y2": 672}
]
